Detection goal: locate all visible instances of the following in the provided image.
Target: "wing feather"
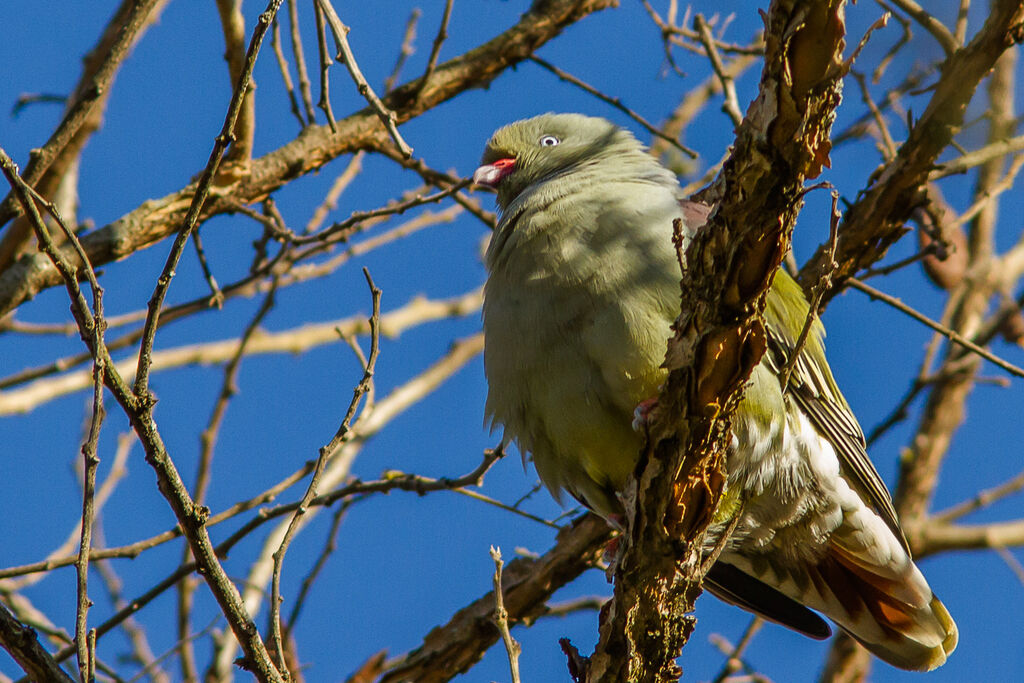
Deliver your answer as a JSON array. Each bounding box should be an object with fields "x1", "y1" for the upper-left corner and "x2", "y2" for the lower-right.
[{"x1": 761, "y1": 286, "x2": 909, "y2": 554}]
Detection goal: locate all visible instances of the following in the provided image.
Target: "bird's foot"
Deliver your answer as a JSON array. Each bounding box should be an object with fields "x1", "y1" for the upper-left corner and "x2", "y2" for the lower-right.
[{"x1": 632, "y1": 398, "x2": 658, "y2": 431}]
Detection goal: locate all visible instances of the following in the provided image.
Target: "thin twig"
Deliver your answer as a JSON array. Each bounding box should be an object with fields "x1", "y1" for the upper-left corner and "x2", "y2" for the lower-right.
[
  {"x1": 885, "y1": 0, "x2": 959, "y2": 55},
  {"x1": 178, "y1": 273, "x2": 281, "y2": 677},
  {"x1": 269, "y1": 268, "x2": 381, "y2": 674},
  {"x1": 91, "y1": 532, "x2": 170, "y2": 683},
  {"x1": 995, "y1": 545, "x2": 1024, "y2": 587},
  {"x1": 417, "y1": 0, "x2": 453, "y2": 97},
  {"x1": 934, "y1": 468, "x2": 1024, "y2": 522},
  {"x1": 852, "y1": 70, "x2": 897, "y2": 159},
  {"x1": 779, "y1": 188, "x2": 841, "y2": 392},
  {"x1": 305, "y1": 151, "x2": 365, "y2": 233},
  {"x1": 865, "y1": 377, "x2": 926, "y2": 447},
  {"x1": 287, "y1": 0, "x2": 316, "y2": 124},
  {"x1": 297, "y1": 179, "x2": 470, "y2": 245},
  {"x1": 313, "y1": 0, "x2": 337, "y2": 132},
  {"x1": 930, "y1": 134, "x2": 1024, "y2": 179},
  {"x1": 953, "y1": 153, "x2": 1024, "y2": 228},
  {"x1": 535, "y1": 596, "x2": 605, "y2": 622},
  {"x1": 271, "y1": 15, "x2": 306, "y2": 128},
  {"x1": 384, "y1": 9, "x2": 421, "y2": 93},
  {"x1": 859, "y1": 245, "x2": 938, "y2": 279},
  {"x1": 489, "y1": 547, "x2": 522, "y2": 683},
  {"x1": 191, "y1": 228, "x2": 224, "y2": 308},
  {"x1": 75, "y1": 357, "x2": 104, "y2": 682},
  {"x1": 849, "y1": 278, "x2": 1024, "y2": 378},
  {"x1": 315, "y1": 0, "x2": 413, "y2": 157},
  {"x1": 133, "y1": 0, "x2": 284, "y2": 397},
  {"x1": 710, "y1": 617, "x2": 765, "y2": 683},
  {"x1": 694, "y1": 14, "x2": 743, "y2": 127},
  {"x1": 451, "y1": 488, "x2": 562, "y2": 529},
  {"x1": 285, "y1": 497, "x2": 357, "y2": 633}
]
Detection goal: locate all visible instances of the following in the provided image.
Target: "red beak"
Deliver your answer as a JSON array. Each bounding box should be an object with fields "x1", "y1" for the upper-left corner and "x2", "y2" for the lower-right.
[{"x1": 473, "y1": 157, "x2": 515, "y2": 188}]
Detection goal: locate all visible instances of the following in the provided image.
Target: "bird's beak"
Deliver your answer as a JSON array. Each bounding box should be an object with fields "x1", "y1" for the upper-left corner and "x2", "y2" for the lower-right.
[{"x1": 472, "y1": 157, "x2": 515, "y2": 188}]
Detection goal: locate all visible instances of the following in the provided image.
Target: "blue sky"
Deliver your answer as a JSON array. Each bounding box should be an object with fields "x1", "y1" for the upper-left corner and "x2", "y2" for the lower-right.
[{"x1": 1, "y1": 1, "x2": 1022, "y2": 681}]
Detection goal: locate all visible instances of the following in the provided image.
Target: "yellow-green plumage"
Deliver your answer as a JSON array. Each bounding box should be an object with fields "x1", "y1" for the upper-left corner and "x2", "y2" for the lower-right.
[{"x1": 478, "y1": 113, "x2": 957, "y2": 671}]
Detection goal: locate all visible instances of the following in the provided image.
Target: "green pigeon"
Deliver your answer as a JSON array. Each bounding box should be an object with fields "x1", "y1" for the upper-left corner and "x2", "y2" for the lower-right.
[{"x1": 475, "y1": 113, "x2": 957, "y2": 671}]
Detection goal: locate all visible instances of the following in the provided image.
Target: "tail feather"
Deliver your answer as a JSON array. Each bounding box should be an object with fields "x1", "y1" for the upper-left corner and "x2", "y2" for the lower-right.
[
  {"x1": 720, "y1": 550, "x2": 958, "y2": 671},
  {"x1": 830, "y1": 534, "x2": 930, "y2": 606},
  {"x1": 705, "y1": 562, "x2": 832, "y2": 640},
  {"x1": 829, "y1": 549, "x2": 958, "y2": 670}
]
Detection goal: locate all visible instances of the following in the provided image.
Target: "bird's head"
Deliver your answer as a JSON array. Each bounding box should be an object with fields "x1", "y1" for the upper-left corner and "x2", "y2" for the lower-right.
[{"x1": 473, "y1": 113, "x2": 642, "y2": 210}]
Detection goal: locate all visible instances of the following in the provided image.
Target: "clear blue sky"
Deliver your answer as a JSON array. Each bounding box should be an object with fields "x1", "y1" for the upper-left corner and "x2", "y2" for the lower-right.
[{"x1": 1, "y1": 1, "x2": 1022, "y2": 681}]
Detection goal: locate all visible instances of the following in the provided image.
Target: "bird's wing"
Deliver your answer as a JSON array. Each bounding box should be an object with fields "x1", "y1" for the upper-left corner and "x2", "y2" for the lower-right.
[{"x1": 761, "y1": 306, "x2": 910, "y2": 555}]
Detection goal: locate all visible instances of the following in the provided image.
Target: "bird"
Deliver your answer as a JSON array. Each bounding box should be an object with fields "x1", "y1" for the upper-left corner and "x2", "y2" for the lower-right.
[{"x1": 475, "y1": 113, "x2": 958, "y2": 671}]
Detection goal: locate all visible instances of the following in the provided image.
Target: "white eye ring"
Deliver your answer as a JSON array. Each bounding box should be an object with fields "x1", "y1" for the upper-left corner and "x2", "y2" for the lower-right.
[{"x1": 538, "y1": 135, "x2": 560, "y2": 147}]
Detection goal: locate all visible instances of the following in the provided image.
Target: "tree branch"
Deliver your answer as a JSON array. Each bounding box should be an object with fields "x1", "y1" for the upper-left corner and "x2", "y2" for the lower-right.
[
  {"x1": 587, "y1": 2, "x2": 848, "y2": 680},
  {"x1": 0, "y1": 0, "x2": 615, "y2": 318}
]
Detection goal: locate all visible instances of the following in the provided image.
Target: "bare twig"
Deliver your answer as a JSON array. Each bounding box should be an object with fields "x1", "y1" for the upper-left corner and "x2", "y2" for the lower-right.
[
  {"x1": 384, "y1": 9, "x2": 421, "y2": 93},
  {"x1": 779, "y1": 188, "x2": 841, "y2": 392},
  {"x1": 490, "y1": 547, "x2": 523, "y2": 683},
  {"x1": 848, "y1": 278, "x2": 1024, "y2": 378},
  {"x1": 931, "y1": 134, "x2": 1024, "y2": 179},
  {"x1": 191, "y1": 228, "x2": 224, "y2": 307},
  {"x1": 995, "y1": 546, "x2": 1024, "y2": 586},
  {"x1": 269, "y1": 269, "x2": 381, "y2": 675},
  {"x1": 271, "y1": 15, "x2": 306, "y2": 128},
  {"x1": 934, "y1": 468, "x2": 1024, "y2": 522},
  {"x1": 133, "y1": 0, "x2": 284, "y2": 397},
  {"x1": 417, "y1": 0, "x2": 454, "y2": 97},
  {"x1": 694, "y1": 14, "x2": 743, "y2": 127},
  {"x1": 852, "y1": 70, "x2": 897, "y2": 159},
  {"x1": 287, "y1": 0, "x2": 316, "y2": 124},
  {"x1": 885, "y1": 0, "x2": 959, "y2": 55},
  {"x1": 305, "y1": 151, "x2": 364, "y2": 233},
  {"x1": 75, "y1": 358, "x2": 104, "y2": 682},
  {"x1": 710, "y1": 617, "x2": 765, "y2": 683},
  {"x1": 215, "y1": 0, "x2": 256, "y2": 162},
  {"x1": 92, "y1": 539, "x2": 170, "y2": 683},
  {"x1": 178, "y1": 274, "x2": 281, "y2": 677},
  {"x1": 0, "y1": 601, "x2": 75, "y2": 683},
  {"x1": 285, "y1": 498, "x2": 357, "y2": 633},
  {"x1": 315, "y1": 0, "x2": 413, "y2": 157},
  {"x1": 313, "y1": 0, "x2": 337, "y2": 132}
]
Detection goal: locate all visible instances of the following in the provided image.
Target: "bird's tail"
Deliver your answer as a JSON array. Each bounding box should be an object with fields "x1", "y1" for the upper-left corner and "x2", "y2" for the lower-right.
[
  {"x1": 823, "y1": 542, "x2": 958, "y2": 671},
  {"x1": 720, "y1": 545, "x2": 957, "y2": 671}
]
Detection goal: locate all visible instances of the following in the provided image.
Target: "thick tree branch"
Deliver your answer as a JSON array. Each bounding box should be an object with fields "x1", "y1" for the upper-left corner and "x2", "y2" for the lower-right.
[
  {"x1": 799, "y1": 0, "x2": 1024, "y2": 299},
  {"x1": 0, "y1": 601, "x2": 75, "y2": 683},
  {"x1": 0, "y1": 0, "x2": 615, "y2": 318},
  {"x1": 586, "y1": 2, "x2": 848, "y2": 680},
  {"x1": 0, "y1": 0, "x2": 171, "y2": 269},
  {"x1": 376, "y1": 514, "x2": 611, "y2": 683}
]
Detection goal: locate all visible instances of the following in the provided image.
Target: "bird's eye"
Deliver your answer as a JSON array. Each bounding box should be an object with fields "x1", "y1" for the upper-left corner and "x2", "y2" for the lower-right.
[{"x1": 538, "y1": 135, "x2": 560, "y2": 147}]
